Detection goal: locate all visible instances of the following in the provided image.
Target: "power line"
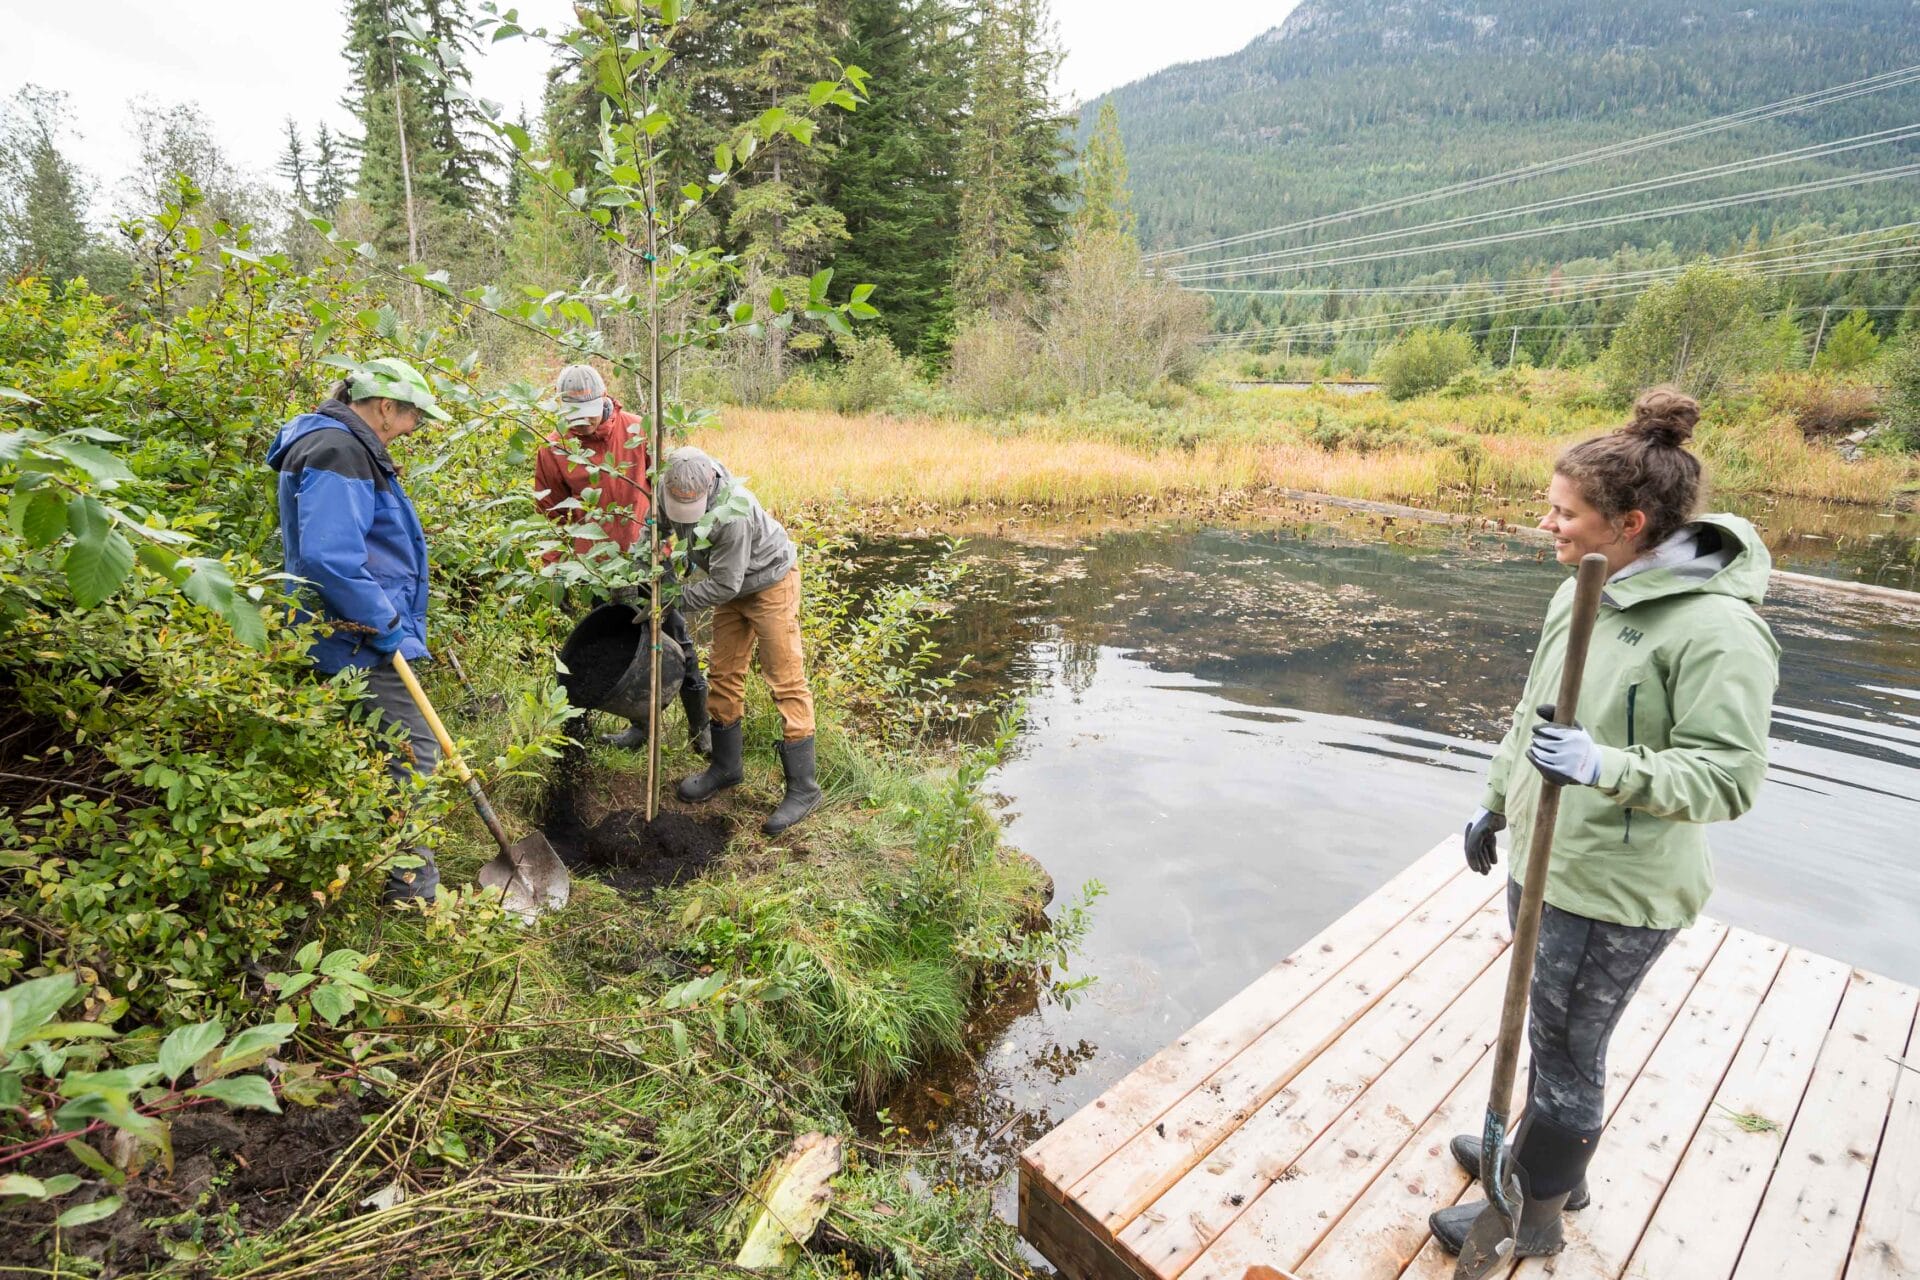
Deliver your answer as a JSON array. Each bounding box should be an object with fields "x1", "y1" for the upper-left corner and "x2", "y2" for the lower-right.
[
  {"x1": 1186, "y1": 221, "x2": 1920, "y2": 296},
  {"x1": 1144, "y1": 62, "x2": 1920, "y2": 262},
  {"x1": 1158, "y1": 124, "x2": 1920, "y2": 279},
  {"x1": 1168, "y1": 162, "x2": 1920, "y2": 283}
]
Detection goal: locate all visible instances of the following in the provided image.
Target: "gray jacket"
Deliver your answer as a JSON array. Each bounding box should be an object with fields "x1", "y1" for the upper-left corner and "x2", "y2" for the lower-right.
[{"x1": 668, "y1": 451, "x2": 797, "y2": 612}]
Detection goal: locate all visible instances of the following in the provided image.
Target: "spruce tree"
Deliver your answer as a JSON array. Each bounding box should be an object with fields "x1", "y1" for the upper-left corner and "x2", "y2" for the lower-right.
[
  {"x1": 277, "y1": 118, "x2": 312, "y2": 209},
  {"x1": 311, "y1": 126, "x2": 348, "y2": 219},
  {"x1": 955, "y1": 0, "x2": 1073, "y2": 314},
  {"x1": 0, "y1": 87, "x2": 94, "y2": 284},
  {"x1": 823, "y1": 0, "x2": 967, "y2": 356},
  {"x1": 1075, "y1": 100, "x2": 1133, "y2": 240},
  {"x1": 341, "y1": 0, "x2": 436, "y2": 259}
]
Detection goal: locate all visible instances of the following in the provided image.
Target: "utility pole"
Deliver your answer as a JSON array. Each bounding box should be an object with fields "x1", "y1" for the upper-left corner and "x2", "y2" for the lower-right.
[
  {"x1": 1810, "y1": 306, "x2": 1832, "y2": 368},
  {"x1": 1509, "y1": 326, "x2": 1520, "y2": 366}
]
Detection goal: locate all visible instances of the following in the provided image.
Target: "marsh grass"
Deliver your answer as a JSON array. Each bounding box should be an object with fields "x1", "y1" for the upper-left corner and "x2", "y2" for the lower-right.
[{"x1": 698, "y1": 374, "x2": 1917, "y2": 515}]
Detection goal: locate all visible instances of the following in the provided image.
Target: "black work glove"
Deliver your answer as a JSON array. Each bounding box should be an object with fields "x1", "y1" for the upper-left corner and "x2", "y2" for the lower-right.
[{"x1": 1465, "y1": 807, "x2": 1506, "y2": 875}]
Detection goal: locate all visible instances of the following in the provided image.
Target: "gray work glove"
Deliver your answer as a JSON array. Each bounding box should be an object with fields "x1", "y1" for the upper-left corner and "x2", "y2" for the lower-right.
[
  {"x1": 1464, "y1": 807, "x2": 1505, "y2": 875},
  {"x1": 1527, "y1": 702, "x2": 1604, "y2": 787}
]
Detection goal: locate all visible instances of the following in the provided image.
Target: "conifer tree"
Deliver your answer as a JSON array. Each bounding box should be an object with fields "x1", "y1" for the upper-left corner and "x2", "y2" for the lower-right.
[
  {"x1": 1075, "y1": 100, "x2": 1133, "y2": 239},
  {"x1": 823, "y1": 0, "x2": 967, "y2": 356},
  {"x1": 955, "y1": 0, "x2": 1072, "y2": 314},
  {"x1": 311, "y1": 126, "x2": 347, "y2": 219},
  {"x1": 0, "y1": 87, "x2": 94, "y2": 284},
  {"x1": 277, "y1": 118, "x2": 312, "y2": 210}
]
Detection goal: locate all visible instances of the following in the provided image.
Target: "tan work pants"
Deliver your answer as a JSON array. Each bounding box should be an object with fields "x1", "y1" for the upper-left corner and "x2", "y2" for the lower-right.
[{"x1": 707, "y1": 568, "x2": 815, "y2": 740}]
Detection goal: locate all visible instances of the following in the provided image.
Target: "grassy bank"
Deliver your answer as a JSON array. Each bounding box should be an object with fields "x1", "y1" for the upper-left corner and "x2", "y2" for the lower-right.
[{"x1": 699, "y1": 372, "x2": 1918, "y2": 517}]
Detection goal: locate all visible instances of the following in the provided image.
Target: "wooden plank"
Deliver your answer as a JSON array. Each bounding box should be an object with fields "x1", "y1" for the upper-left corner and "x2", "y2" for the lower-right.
[
  {"x1": 1165, "y1": 918, "x2": 1512, "y2": 1280},
  {"x1": 1511, "y1": 928, "x2": 1789, "y2": 1279},
  {"x1": 1729, "y1": 970, "x2": 1920, "y2": 1280},
  {"x1": 1847, "y1": 1006, "x2": 1920, "y2": 1280},
  {"x1": 1299, "y1": 919, "x2": 1729, "y2": 1280},
  {"x1": 1020, "y1": 1164, "x2": 1157, "y2": 1280},
  {"x1": 1624, "y1": 949, "x2": 1852, "y2": 1280},
  {"x1": 1068, "y1": 867, "x2": 1501, "y2": 1237},
  {"x1": 1024, "y1": 841, "x2": 1464, "y2": 1199},
  {"x1": 1119, "y1": 897, "x2": 1511, "y2": 1275}
]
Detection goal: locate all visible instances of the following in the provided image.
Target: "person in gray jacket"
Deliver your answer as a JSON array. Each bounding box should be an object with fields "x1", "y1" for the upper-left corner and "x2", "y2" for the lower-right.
[{"x1": 660, "y1": 447, "x2": 821, "y2": 834}]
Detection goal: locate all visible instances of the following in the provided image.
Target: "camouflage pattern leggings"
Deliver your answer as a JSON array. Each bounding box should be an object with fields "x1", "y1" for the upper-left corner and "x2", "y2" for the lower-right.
[{"x1": 1507, "y1": 877, "x2": 1677, "y2": 1133}]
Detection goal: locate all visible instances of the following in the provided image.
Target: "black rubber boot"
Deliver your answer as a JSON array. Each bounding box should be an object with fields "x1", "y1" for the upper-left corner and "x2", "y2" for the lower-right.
[
  {"x1": 677, "y1": 718, "x2": 743, "y2": 802},
  {"x1": 1448, "y1": 1134, "x2": 1591, "y2": 1210},
  {"x1": 601, "y1": 722, "x2": 648, "y2": 750},
  {"x1": 1430, "y1": 1112, "x2": 1596, "y2": 1258},
  {"x1": 763, "y1": 736, "x2": 823, "y2": 835},
  {"x1": 682, "y1": 685, "x2": 712, "y2": 758}
]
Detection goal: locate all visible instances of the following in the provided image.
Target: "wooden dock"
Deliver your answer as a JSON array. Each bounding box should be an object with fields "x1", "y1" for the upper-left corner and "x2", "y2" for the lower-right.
[{"x1": 1019, "y1": 838, "x2": 1920, "y2": 1280}]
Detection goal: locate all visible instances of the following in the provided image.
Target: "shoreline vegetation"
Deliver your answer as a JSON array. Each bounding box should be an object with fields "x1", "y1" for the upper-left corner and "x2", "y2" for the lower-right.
[{"x1": 698, "y1": 373, "x2": 1918, "y2": 523}]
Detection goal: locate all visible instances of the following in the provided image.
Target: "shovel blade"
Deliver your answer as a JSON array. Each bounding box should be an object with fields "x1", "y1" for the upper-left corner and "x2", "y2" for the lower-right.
[
  {"x1": 477, "y1": 833, "x2": 571, "y2": 919},
  {"x1": 1451, "y1": 1178, "x2": 1520, "y2": 1280}
]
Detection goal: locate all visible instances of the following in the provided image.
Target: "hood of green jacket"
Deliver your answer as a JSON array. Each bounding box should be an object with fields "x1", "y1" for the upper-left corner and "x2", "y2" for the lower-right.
[
  {"x1": 1600, "y1": 513, "x2": 1771, "y2": 611},
  {"x1": 1479, "y1": 514, "x2": 1781, "y2": 930}
]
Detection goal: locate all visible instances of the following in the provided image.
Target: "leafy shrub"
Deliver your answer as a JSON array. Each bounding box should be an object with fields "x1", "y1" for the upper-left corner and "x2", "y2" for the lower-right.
[
  {"x1": 0, "y1": 589, "x2": 434, "y2": 1019},
  {"x1": 945, "y1": 310, "x2": 1052, "y2": 414},
  {"x1": 1602, "y1": 266, "x2": 1796, "y2": 402},
  {"x1": 1754, "y1": 373, "x2": 1881, "y2": 439},
  {"x1": 829, "y1": 331, "x2": 913, "y2": 415},
  {"x1": 1880, "y1": 341, "x2": 1920, "y2": 453},
  {"x1": 1373, "y1": 328, "x2": 1478, "y2": 400},
  {"x1": 1036, "y1": 230, "x2": 1209, "y2": 400}
]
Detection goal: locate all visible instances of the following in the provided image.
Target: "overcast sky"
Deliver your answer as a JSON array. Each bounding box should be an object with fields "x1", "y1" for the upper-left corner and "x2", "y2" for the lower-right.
[{"x1": 6, "y1": 0, "x2": 1298, "y2": 217}]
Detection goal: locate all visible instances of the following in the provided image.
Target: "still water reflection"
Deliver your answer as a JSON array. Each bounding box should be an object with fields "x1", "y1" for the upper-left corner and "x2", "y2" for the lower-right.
[{"x1": 871, "y1": 520, "x2": 1920, "y2": 1226}]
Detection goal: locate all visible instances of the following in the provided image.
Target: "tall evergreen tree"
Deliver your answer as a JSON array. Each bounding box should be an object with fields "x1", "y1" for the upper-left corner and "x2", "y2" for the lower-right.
[
  {"x1": 0, "y1": 87, "x2": 93, "y2": 284},
  {"x1": 1074, "y1": 100, "x2": 1133, "y2": 240},
  {"x1": 823, "y1": 0, "x2": 967, "y2": 358},
  {"x1": 311, "y1": 126, "x2": 348, "y2": 219},
  {"x1": 277, "y1": 118, "x2": 312, "y2": 209},
  {"x1": 954, "y1": 0, "x2": 1073, "y2": 314}
]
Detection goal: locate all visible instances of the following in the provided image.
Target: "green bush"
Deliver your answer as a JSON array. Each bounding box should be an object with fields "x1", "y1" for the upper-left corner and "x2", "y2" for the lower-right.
[
  {"x1": 1813, "y1": 309, "x2": 1882, "y2": 374},
  {"x1": 1880, "y1": 341, "x2": 1920, "y2": 453},
  {"x1": 1602, "y1": 266, "x2": 1796, "y2": 402},
  {"x1": 1372, "y1": 328, "x2": 1478, "y2": 400},
  {"x1": 830, "y1": 331, "x2": 913, "y2": 414},
  {"x1": 0, "y1": 588, "x2": 432, "y2": 1019}
]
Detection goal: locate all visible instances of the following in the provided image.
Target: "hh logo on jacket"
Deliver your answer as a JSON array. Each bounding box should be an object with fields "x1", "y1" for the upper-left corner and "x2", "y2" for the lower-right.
[{"x1": 1617, "y1": 625, "x2": 1645, "y2": 646}]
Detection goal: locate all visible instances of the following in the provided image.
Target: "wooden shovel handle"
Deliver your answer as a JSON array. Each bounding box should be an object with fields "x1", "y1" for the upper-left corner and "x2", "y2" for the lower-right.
[
  {"x1": 1487, "y1": 552, "x2": 1611, "y2": 1120},
  {"x1": 389, "y1": 652, "x2": 515, "y2": 857}
]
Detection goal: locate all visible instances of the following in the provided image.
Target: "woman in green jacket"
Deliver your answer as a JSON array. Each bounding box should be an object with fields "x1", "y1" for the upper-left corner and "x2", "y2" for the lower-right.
[{"x1": 1432, "y1": 387, "x2": 1781, "y2": 1259}]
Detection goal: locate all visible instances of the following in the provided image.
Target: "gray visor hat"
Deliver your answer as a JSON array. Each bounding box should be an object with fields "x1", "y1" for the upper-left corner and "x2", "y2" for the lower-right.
[{"x1": 661, "y1": 451, "x2": 717, "y2": 523}]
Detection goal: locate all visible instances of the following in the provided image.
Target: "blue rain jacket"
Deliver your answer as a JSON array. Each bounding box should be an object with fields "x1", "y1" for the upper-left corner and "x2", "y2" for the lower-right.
[{"x1": 266, "y1": 400, "x2": 431, "y2": 674}]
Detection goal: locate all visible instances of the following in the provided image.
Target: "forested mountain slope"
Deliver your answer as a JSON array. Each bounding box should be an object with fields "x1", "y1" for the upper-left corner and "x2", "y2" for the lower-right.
[{"x1": 1094, "y1": 0, "x2": 1920, "y2": 286}]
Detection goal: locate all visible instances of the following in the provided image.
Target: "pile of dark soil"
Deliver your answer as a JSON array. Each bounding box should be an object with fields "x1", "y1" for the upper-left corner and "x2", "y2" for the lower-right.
[
  {"x1": 0, "y1": 1099, "x2": 366, "y2": 1277},
  {"x1": 585, "y1": 809, "x2": 733, "y2": 891}
]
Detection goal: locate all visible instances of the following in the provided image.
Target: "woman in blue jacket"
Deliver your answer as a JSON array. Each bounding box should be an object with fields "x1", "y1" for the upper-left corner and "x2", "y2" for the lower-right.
[{"x1": 267, "y1": 359, "x2": 450, "y2": 904}]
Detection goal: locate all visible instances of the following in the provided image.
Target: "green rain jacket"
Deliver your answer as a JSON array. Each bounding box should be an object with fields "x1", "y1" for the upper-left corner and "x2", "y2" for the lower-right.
[{"x1": 1482, "y1": 513, "x2": 1780, "y2": 930}]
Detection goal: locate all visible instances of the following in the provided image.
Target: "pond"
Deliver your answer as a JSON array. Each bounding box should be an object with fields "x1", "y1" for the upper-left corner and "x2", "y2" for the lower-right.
[{"x1": 865, "y1": 512, "x2": 1920, "y2": 1233}]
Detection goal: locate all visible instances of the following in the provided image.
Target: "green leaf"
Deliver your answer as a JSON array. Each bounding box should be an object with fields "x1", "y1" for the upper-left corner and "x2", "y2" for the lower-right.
[
  {"x1": 188, "y1": 1075, "x2": 280, "y2": 1114},
  {"x1": 807, "y1": 268, "x2": 833, "y2": 303},
  {"x1": 159, "y1": 1021, "x2": 225, "y2": 1084},
  {"x1": 0, "y1": 1071, "x2": 20, "y2": 1107},
  {"x1": 502, "y1": 122, "x2": 531, "y2": 152},
  {"x1": 807, "y1": 81, "x2": 834, "y2": 109},
  {"x1": 768, "y1": 286, "x2": 787, "y2": 315},
  {"x1": 730, "y1": 301, "x2": 753, "y2": 324},
  {"x1": 43, "y1": 439, "x2": 134, "y2": 486},
  {"x1": 56, "y1": 1195, "x2": 124, "y2": 1227},
  {"x1": 0, "y1": 386, "x2": 43, "y2": 407},
  {"x1": 1, "y1": 973, "x2": 77, "y2": 1051},
  {"x1": 308, "y1": 982, "x2": 355, "y2": 1026},
  {"x1": 64, "y1": 1140, "x2": 127, "y2": 1186},
  {"x1": 849, "y1": 301, "x2": 880, "y2": 320},
  {"x1": 0, "y1": 1174, "x2": 49, "y2": 1199},
  {"x1": 850, "y1": 283, "x2": 875, "y2": 304},
  {"x1": 64, "y1": 512, "x2": 136, "y2": 608},
  {"x1": 215, "y1": 1023, "x2": 296, "y2": 1073},
  {"x1": 659, "y1": 0, "x2": 682, "y2": 23},
  {"x1": 61, "y1": 1064, "x2": 166, "y2": 1096},
  {"x1": 42, "y1": 1174, "x2": 82, "y2": 1197},
  {"x1": 679, "y1": 182, "x2": 703, "y2": 201},
  {"x1": 714, "y1": 142, "x2": 733, "y2": 172},
  {"x1": 294, "y1": 940, "x2": 324, "y2": 970},
  {"x1": 823, "y1": 309, "x2": 853, "y2": 338},
  {"x1": 318, "y1": 949, "x2": 368, "y2": 978},
  {"x1": 15, "y1": 487, "x2": 68, "y2": 548},
  {"x1": 180, "y1": 558, "x2": 236, "y2": 616}
]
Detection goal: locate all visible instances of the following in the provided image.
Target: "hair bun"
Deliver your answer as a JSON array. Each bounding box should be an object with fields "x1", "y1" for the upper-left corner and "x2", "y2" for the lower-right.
[{"x1": 1625, "y1": 386, "x2": 1699, "y2": 447}]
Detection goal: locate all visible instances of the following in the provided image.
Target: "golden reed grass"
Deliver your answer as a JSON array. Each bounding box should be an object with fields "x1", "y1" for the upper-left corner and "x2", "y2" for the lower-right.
[{"x1": 694, "y1": 405, "x2": 1914, "y2": 514}]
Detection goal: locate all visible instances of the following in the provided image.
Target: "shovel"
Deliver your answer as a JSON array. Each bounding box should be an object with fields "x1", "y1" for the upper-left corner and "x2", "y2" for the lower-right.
[
  {"x1": 1455, "y1": 552, "x2": 1608, "y2": 1280},
  {"x1": 390, "y1": 653, "x2": 571, "y2": 919}
]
